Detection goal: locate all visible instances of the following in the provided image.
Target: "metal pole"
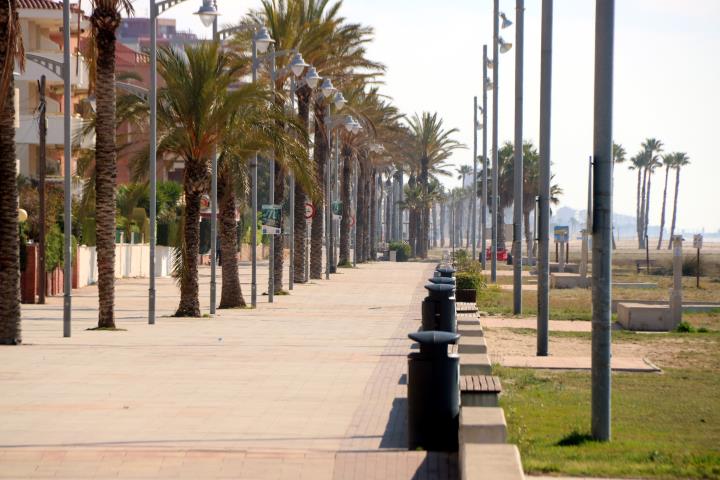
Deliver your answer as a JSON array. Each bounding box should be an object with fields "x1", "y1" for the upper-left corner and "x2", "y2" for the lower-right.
[
  {"x1": 268, "y1": 47, "x2": 276, "y2": 302},
  {"x1": 482, "y1": 45, "x2": 488, "y2": 271},
  {"x1": 38, "y1": 75, "x2": 46, "y2": 304},
  {"x1": 148, "y1": 0, "x2": 157, "y2": 324},
  {"x1": 591, "y1": 0, "x2": 615, "y2": 442},
  {"x1": 209, "y1": 12, "x2": 218, "y2": 314},
  {"x1": 288, "y1": 78, "x2": 295, "y2": 290},
  {"x1": 325, "y1": 107, "x2": 331, "y2": 279},
  {"x1": 513, "y1": 0, "x2": 524, "y2": 315},
  {"x1": 491, "y1": 0, "x2": 499, "y2": 283},
  {"x1": 250, "y1": 38, "x2": 258, "y2": 308},
  {"x1": 472, "y1": 96, "x2": 478, "y2": 261},
  {"x1": 353, "y1": 159, "x2": 358, "y2": 267},
  {"x1": 537, "y1": 0, "x2": 553, "y2": 356},
  {"x1": 62, "y1": 0, "x2": 72, "y2": 337}
]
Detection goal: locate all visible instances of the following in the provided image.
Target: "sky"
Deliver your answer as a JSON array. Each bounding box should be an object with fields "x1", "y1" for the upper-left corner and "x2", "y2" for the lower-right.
[{"x1": 132, "y1": 0, "x2": 720, "y2": 233}]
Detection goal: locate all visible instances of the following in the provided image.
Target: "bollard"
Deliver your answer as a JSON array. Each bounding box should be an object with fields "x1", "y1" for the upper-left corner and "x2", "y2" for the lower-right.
[
  {"x1": 407, "y1": 331, "x2": 460, "y2": 451},
  {"x1": 428, "y1": 276, "x2": 456, "y2": 286},
  {"x1": 436, "y1": 266, "x2": 456, "y2": 278},
  {"x1": 422, "y1": 283, "x2": 456, "y2": 333},
  {"x1": 670, "y1": 235, "x2": 683, "y2": 327}
]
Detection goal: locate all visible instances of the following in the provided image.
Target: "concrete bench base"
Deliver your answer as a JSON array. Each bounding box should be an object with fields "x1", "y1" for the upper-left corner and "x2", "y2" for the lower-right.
[
  {"x1": 461, "y1": 444, "x2": 525, "y2": 480},
  {"x1": 460, "y1": 353, "x2": 492, "y2": 375},
  {"x1": 460, "y1": 407, "x2": 507, "y2": 444},
  {"x1": 550, "y1": 273, "x2": 590, "y2": 289},
  {"x1": 458, "y1": 323, "x2": 484, "y2": 337},
  {"x1": 617, "y1": 302, "x2": 678, "y2": 331},
  {"x1": 460, "y1": 374, "x2": 501, "y2": 407},
  {"x1": 458, "y1": 336, "x2": 487, "y2": 354}
]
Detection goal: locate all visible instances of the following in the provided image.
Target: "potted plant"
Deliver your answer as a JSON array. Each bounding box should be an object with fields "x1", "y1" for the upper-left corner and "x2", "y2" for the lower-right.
[{"x1": 455, "y1": 271, "x2": 484, "y2": 303}]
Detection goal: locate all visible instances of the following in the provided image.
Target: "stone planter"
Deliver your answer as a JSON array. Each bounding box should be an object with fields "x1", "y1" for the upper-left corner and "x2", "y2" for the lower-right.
[{"x1": 456, "y1": 289, "x2": 477, "y2": 303}]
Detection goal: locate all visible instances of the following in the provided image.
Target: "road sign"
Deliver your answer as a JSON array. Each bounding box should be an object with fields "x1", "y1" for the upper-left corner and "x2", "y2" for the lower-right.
[
  {"x1": 304, "y1": 202, "x2": 316, "y2": 219},
  {"x1": 554, "y1": 225, "x2": 569, "y2": 243},
  {"x1": 261, "y1": 204, "x2": 282, "y2": 235},
  {"x1": 693, "y1": 234, "x2": 703, "y2": 250},
  {"x1": 331, "y1": 200, "x2": 342, "y2": 217}
]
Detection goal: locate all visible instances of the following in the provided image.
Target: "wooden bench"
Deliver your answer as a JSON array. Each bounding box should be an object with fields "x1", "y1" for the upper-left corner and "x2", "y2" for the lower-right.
[
  {"x1": 460, "y1": 375, "x2": 502, "y2": 407},
  {"x1": 635, "y1": 259, "x2": 656, "y2": 273}
]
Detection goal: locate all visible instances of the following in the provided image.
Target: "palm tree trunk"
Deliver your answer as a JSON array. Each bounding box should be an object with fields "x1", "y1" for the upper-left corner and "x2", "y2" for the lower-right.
[
  {"x1": 639, "y1": 167, "x2": 647, "y2": 248},
  {"x1": 644, "y1": 172, "x2": 653, "y2": 243},
  {"x1": 339, "y1": 146, "x2": 352, "y2": 264},
  {"x1": 310, "y1": 106, "x2": 326, "y2": 279},
  {"x1": 384, "y1": 178, "x2": 392, "y2": 243},
  {"x1": 370, "y1": 169, "x2": 378, "y2": 260},
  {"x1": 356, "y1": 161, "x2": 366, "y2": 262},
  {"x1": 363, "y1": 168, "x2": 371, "y2": 261},
  {"x1": 0, "y1": 1, "x2": 21, "y2": 343},
  {"x1": 273, "y1": 161, "x2": 285, "y2": 293},
  {"x1": 293, "y1": 85, "x2": 312, "y2": 283},
  {"x1": 439, "y1": 201, "x2": 445, "y2": 247},
  {"x1": 656, "y1": 164, "x2": 670, "y2": 249},
  {"x1": 497, "y1": 204, "x2": 506, "y2": 250},
  {"x1": 92, "y1": 7, "x2": 122, "y2": 328},
  {"x1": 218, "y1": 168, "x2": 245, "y2": 309},
  {"x1": 635, "y1": 168, "x2": 641, "y2": 247},
  {"x1": 668, "y1": 168, "x2": 681, "y2": 249},
  {"x1": 176, "y1": 169, "x2": 203, "y2": 317},
  {"x1": 432, "y1": 203, "x2": 438, "y2": 248}
]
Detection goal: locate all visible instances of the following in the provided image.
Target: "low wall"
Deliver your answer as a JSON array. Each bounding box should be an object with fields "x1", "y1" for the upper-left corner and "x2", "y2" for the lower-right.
[{"x1": 76, "y1": 244, "x2": 173, "y2": 288}]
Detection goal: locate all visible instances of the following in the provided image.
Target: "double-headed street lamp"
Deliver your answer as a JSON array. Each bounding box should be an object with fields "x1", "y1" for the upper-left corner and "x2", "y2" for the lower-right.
[{"x1": 489, "y1": 1, "x2": 512, "y2": 284}]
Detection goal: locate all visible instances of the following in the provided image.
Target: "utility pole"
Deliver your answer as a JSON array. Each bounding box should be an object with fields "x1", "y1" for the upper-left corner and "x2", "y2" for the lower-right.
[
  {"x1": 472, "y1": 96, "x2": 478, "y2": 261},
  {"x1": 37, "y1": 75, "x2": 47, "y2": 304},
  {"x1": 491, "y1": 0, "x2": 500, "y2": 283},
  {"x1": 62, "y1": 0, "x2": 72, "y2": 337},
  {"x1": 591, "y1": 0, "x2": 615, "y2": 442},
  {"x1": 481, "y1": 45, "x2": 489, "y2": 271},
  {"x1": 512, "y1": 0, "x2": 525, "y2": 314},
  {"x1": 537, "y1": 0, "x2": 553, "y2": 356}
]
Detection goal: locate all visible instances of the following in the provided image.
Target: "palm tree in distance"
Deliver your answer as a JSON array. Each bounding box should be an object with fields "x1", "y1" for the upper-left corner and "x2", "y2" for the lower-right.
[
  {"x1": 628, "y1": 151, "x2": 647, "y2": 248},
  {"x1": 667, "y1": 152, "x2": 690, "y2": 249},
  {"x1": 656, "y1": 152, "x2": 674, "y2": 249},
  {"x1": 0, "y1": 0, "x2": 24, "y2": 344},
  {"x1": 88, "y1": 0, "x2": 134, "y2": 329},
  {"x1": 640, "y1": 138, "x2": 663, "y2": 247}
]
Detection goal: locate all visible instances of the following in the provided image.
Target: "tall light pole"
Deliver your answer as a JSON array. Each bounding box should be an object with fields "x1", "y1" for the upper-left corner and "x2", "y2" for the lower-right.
[
  {"x1": 481, "y1": 45, "x2": 489, "y2": 271},
  {"x1": 537, "y1": 0, "x2": 553, "y2": 356},
  {"x1": 472, "y1": 96, "x2": 478, "y2": 261},
  {"x1": 62, "y1": 0, "x2": 72, "y2": 337},
  {"x1": 512, "y1": 0, "x2": 524, "y2": 315},
  {"x1": 591, "y1": 0, "x2": 615, "y2": 443},
  {"x1": 490, "y1": 0, "x2": 512, "y2": 283}
]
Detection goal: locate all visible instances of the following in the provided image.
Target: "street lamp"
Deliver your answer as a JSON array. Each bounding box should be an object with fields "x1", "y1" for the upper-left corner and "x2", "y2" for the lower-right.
[
  {"x1": 305, "y1": 66, "x2": 321, "y2": 89},
  {"x1": 289, "y1": 53, "x2": 308, "y2": 77},
  {"x1": 320, "y1": 78, "x2": 336, "y2": 98},
  {"x1": 499, "y1": 37, "x2": 513, "y2": 53},
  {"x1": 334, "y1": 91, "x2": 346, "y2": 110},
  {"x1": 500, "y1": 11, "x2": 513, "y2": 28},
  {"x1": 254, "y1": 26, "x2": 274, "y2": 53},
  {"x1": 512, "y1": 0, "x2": 524, "y2": 316},
  {"x1": 481, "y1": 45, "x2": 489, "y2": 271},
  {"x1": 194, "y1": 0, "x2": 219, "y2": 27}
]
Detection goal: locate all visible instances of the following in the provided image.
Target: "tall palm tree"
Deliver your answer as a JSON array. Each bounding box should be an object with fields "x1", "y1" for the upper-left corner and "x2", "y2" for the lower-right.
[
  {"x1": 406, "y1": 112, "x2": 463, "y2": 258},
  {"x1": 628, "y1": 151, "x2": 647, "y2": 248},
  {"x1": 0, "y1": 0, "x2": 23, "y2": 344},
  {"x1": 88, "y1": 0, "x2": 133, "y2": 328},
  {"x1": 640, "y1": 138, "x2": 663, "y2": 246},
  {"x1": 656, "y1": 152, "x2": 674, "y2": 249},
  {"x1": 667, "y1": 152, "x2": 690, "y2": 249}
]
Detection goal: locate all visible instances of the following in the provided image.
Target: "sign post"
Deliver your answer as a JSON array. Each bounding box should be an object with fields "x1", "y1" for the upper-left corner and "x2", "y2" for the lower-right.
[{"x1": 693, "y1": 234, "x2": 703, "y2": 288}]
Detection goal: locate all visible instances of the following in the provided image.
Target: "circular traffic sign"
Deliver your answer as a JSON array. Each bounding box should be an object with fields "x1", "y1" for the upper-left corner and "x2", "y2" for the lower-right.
[
  {"x1": 304, "y1": 202, "x2": 316, "y2": 219},
  {"x1": 350, "y1": 214, "x2": 356, "y2": 227}
]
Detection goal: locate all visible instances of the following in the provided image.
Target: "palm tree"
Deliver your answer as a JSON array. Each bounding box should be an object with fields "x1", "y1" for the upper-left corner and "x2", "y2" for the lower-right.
[
  {"x1": 156, "y1": 43, "x2": 254, "y2": 317},
  {"x1": 0, "y1": 0, "x2": 23, "y2": 344},
  {"x1": 640, "y1": 138, "x2": 663, "y2": 246},
  {"x1": 667, "y1": 152, "x2": 690, "y2": 249},
  {"x1": 628, "y1": 151, "x2": 647, "y2": 248},
  {"x1": 406, "y1": 112, "x2": 463, "y2": 258},
  {"x1": 656, "y1": 152, "x2": 674, "y2": 249},
  {"x1": 456, "y1": 164, "x2": 472, "y2": 248},
  {"x1": 88, "y1": 0, "x2": 133, "y2": 328}
]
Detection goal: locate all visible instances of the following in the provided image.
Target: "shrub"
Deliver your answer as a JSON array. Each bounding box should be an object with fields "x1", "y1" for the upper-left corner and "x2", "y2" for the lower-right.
[
  {"x1": 675, "y1": 321, "x2": 696, "y2": 333},
  {"x1": 456, "y1": 271, "x2": 486, "y2": 291},
  {"x1": 389, "y1": 241, "x2": 411, "y2": 262}
]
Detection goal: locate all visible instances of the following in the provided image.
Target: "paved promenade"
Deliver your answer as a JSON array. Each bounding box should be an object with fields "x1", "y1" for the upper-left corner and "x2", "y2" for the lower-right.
[{"x1": 1, "y1": 262, "x2": 456, "y2": 479}]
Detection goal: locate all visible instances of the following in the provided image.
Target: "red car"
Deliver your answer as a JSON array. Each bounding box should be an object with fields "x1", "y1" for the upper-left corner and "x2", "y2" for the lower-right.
[{"x1": 486, "y1": 247, "x2": 508, "y2": 261}]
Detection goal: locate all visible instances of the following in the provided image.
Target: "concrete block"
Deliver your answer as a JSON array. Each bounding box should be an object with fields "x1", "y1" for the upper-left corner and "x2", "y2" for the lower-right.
[
  {"x1": 458, "y1": 336, "x2": 487, "y2": 354},
  {"x1": 461, "y1": 390, "x2": 499, "y2": 407},
  {"x1": 460, "y1": 353, "x2": 492, "y2": 375},
  {"x1": 549, "y1": 262, "x2": 578, "y2": 273},
  {"x1": 458, "y1": 323, "x2": 484, "y2": 337},
  {"x1": 460, "y1": 407, "x2": 507, "y2": 444},
  {"x1": 613, "y1": 282, "x2": 658, "y2": 289},
  {"x1": 617, "y1": 302, "x2": 678, "y2": 331},
  {"x1": 461, "y1": 444, "x2": 525, "y2": 480},
  {"x1": 550, "y1": 272, "x2": 590, "y2": 289}
]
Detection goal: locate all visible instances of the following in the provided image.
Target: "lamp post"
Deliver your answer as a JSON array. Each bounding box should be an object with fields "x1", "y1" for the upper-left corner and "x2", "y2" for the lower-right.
[
  {"x1": 490, "y1": 1, "x2": 512, "y2": 283},
  {"x1": 62, "y1": 0, "x2": 72, "y2": 337},
  {"x1": 472, "y1": 96, "x2": 478, "y2": 261},
  {"x1": 537, "y1": 0, "x2": 553, "y2": 356},
  {"x1": 591, "y1": 0, "x2": 615, "y2": 443},
  {"x1": 481, "y1": 45, "x2": 489, "y2": 271},
  {"x1": 512, "y1": 0, "x2": 524, "y2": 315}
]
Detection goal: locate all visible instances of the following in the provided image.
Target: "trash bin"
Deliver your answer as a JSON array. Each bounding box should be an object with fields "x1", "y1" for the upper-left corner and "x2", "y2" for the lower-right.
[
  {"x1": 436, "y1": 266, "x2": 456, "y2": 278},
  {"x1": 407, "y1": 330, "x2": 460, "y2": 451},
  {"x1": 428, "y1": 276, "x2": 455, "y2": 286},
  {"x1": 421, "y1": 283, "x2": 456, "y2": 333}
]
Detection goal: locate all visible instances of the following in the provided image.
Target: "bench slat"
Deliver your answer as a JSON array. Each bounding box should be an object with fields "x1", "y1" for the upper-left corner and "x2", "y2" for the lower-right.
[{"x1": 460, "y1": 375, "x2": 502, "y2": 393}]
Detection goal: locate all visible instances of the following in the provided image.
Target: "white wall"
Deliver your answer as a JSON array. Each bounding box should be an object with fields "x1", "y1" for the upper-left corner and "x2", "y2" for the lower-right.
[{"x1": 76, "y1": 244, "x2": 173, "y2": 288}]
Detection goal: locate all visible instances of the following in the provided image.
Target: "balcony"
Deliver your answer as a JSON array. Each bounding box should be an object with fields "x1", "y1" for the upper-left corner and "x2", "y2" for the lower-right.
[{"x1": 16, "y1": 51, "x2": 89, "y2": 90}]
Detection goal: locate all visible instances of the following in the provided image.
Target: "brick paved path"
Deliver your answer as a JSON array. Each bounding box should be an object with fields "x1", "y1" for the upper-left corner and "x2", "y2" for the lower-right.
[{"x1": 1, "y1": 262, "x2": 456, "y2": 479}]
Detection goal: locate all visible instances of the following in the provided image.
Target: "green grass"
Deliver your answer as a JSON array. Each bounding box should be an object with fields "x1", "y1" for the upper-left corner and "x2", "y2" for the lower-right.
[{"x1": 498, "y1": 366, "x2": 720, "y2": 478}]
